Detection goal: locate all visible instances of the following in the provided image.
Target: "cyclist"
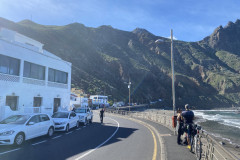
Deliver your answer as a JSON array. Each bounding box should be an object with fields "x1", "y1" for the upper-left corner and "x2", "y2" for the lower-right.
[{"x1": 181, "y1": 104, "x2": 194, "y2": 149}]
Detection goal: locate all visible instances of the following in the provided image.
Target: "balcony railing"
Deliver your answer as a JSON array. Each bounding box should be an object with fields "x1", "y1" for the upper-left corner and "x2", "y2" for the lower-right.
[{"x1": 0, "y1": 73, "x2": 20, "y2": 82}]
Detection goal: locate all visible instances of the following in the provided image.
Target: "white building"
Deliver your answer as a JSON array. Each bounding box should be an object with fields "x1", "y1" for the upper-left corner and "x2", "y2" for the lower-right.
[
  {"x1": 90, "y1": 95, "x2": 109, "y2": 107},
  {"x1": 0, "y1": 28, "x2": 72, "y2": 120},
  {"x1": 70, "y1": 93, "x2": 88, "y2": 108}
]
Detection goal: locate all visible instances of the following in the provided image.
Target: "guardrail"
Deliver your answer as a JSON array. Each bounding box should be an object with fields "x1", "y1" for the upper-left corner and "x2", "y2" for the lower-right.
[{"x1": 106, "y1": 108, "x2": 239, "y2": 160}]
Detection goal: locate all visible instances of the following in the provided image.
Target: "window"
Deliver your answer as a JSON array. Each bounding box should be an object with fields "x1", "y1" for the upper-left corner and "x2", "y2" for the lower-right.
[
  {"x1": 33, "y1": 97, "x2": 42, "y2": 107},
  {"x1": 48, "y1": 68, "x2": 68, "y2": 84},
  {"x1": 23, "y1": 61, "x2": 45, "y2": 80},
  {"x1": 70, "y1": 112, "x2": 76, "y2": 118},
  {"x1": 27, "y1": 115, "x2": 40, "y2": 124},
  {"x1": 40, "y1": 114, "x2": 50, "y2": 122},
  {"x1": 6, "y1": 96, "x2": 18, "y2": 111},
  {"x1": 0, "y1": 54, "x2": 20, "y2": 76}
]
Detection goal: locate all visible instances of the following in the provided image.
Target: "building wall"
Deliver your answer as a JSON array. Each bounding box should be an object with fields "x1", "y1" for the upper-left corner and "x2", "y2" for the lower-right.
[{"x1": 0, "y1": 28, "x2": 71, "y2": 120}]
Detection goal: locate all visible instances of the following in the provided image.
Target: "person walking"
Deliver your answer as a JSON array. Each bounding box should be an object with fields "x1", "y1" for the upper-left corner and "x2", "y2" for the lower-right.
[
  {"x1": 99, "y1": 108, "x2": 105, "y2": 124},
  {"x1": 177, "y1": 108, "x2": 184, "y2": 144}
]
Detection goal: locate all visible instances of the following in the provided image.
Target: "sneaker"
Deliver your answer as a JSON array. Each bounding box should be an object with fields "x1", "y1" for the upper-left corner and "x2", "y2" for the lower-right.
[{"x1": 187, "y1": 145, "x2": 191, "y2": 149}]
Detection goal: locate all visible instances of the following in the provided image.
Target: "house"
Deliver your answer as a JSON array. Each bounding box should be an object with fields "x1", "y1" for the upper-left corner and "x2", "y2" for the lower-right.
[
  {"x1": 0, "y1": 28, "x2": 71, "y2": 120},
  {"x1": 70, "y1": 93, "x2": 88, "y2": 109},
  {"x1": 89, "y1": 95, "x2": 109, "y2": 107}
]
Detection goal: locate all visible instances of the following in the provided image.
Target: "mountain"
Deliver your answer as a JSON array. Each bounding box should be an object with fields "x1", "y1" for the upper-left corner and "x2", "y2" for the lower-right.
[{"x1": 1, "y1": 17, "x2": 240, "y2": 109}]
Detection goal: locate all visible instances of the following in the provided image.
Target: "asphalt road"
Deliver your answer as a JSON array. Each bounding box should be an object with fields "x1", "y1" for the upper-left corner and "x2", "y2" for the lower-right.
[{"x1": 0, "y1": 112, "x2": 196, "y2": 160}]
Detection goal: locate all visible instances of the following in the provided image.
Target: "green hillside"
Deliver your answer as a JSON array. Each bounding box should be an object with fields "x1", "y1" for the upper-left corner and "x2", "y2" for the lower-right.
[{"x1": 1, "y1": 17, "x2": 240, "y2": 109}]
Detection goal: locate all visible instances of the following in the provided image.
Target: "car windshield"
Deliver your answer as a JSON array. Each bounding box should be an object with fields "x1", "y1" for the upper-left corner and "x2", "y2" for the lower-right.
[
  {"x1": 74, "y1": 108, "x2": 86, "y2": 113},
  {"x1": 0, "y1": 115, "x2": 30, "y2": 124},
  {"x1": 52, "y1": 112, "x2": 69, "y2": 118}
]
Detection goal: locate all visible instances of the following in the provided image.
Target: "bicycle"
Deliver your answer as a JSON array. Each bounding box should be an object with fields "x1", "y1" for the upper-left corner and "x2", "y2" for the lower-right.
[{"x1": 190, "y1": 124, "x2": 202, "y2": 160}]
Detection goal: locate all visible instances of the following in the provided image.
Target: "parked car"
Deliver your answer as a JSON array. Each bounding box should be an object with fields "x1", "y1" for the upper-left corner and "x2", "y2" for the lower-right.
[
  {"x1": 74, "y1": 107, "x2": 93, "y2": 125},
  {"x1": 52, "y1": 111, "x2": 79, "y2": 132},
  {"x1": 0, "y1": 113, "x2": 55, "y2": 146}
]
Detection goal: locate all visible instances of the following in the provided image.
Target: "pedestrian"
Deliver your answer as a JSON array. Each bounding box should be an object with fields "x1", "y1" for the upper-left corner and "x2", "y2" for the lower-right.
[
  {"x1": 181, "y1": 104, "x2": 195, "y2": 148},
  {"x1": 99, "y1": 108, "x2": 105, "y2": 124},
  {"x1": 177, "y1": 108, "x2": 184, "y2": 144}
]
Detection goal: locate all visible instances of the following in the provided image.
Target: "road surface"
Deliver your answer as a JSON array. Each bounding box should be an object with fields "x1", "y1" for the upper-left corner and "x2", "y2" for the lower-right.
[{"x1": 0, "y1": 112, "x2": 196, "y2": 160}]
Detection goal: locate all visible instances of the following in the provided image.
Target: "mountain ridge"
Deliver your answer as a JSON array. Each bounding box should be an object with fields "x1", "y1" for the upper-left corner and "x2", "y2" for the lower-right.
[{"x1": 1, "y1": 17, "x2": 240, "y2": 109}]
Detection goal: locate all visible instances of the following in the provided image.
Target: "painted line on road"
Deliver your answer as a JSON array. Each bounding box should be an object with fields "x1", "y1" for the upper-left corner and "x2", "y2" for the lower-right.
[
  {"x1": 52, "y1": 135, "x2": 62, "y2": 139},
  {"x1": 83, "y1": 126, "x2": 86, "y2": 128},
  {"x1": 76, "y1": 128, "x2": 81, "y2": 130},
  {"x1": 0, "y1": 148, "x2": 21, "y2": 156},
  {"x1": 66, "y1": 131, "x2": 73, "y2": 135},
  {"x1": 135, "y1": 120, "x2": 157, "y2": 160},
  {"x1": 32, "y1": 140, "x2": 47, "y2": 146},
  {"x1": 108, "y1": 113, "x2": 162, "y2": 160},
  {"x1": 75, "y1": 117, "x2": 119, "y2": 160}
]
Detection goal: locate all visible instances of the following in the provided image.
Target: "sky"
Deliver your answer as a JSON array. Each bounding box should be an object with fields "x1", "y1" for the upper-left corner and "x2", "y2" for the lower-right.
[{"x1": 0, "y1": 0, "x2": 239, "y2": 42}]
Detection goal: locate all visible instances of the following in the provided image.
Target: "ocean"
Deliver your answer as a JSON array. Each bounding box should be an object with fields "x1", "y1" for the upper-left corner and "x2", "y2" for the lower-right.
[{"x1": 194, "y1": 110, "x2": 240, "y2": 146}]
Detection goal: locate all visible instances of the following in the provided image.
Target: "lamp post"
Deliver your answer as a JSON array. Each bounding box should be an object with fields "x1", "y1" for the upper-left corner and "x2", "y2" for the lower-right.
[
  {"x1": 155, "y1": 29, "x2": 176, "y2": 117},
  {"x1": 170, "y1": 29, "x2": 176, "y2": 117},
  {"x1": 124, "y1": 77, "x2": 131, "y2": 111},
  {"x1": 128, "y1": 78, "x2": 131, "y2": 111}
]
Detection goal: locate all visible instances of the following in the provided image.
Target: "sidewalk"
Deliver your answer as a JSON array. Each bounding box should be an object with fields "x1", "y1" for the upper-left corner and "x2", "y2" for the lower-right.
[{"x1": 134, "y1": 117, "x2": 196, "y2": 160}]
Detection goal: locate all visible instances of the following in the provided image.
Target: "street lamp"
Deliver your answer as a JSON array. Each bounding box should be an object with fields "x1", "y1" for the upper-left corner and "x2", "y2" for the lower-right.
[
  {"x1": 124, "y1": 77, "x2": 131, "y2": 111},
  {"x1": 155, "y1": 29, "x2": 176, "y2": 117}
]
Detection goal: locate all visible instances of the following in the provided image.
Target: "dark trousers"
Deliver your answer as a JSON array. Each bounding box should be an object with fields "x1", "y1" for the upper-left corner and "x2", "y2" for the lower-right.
[{"x1": 177, "y1": 123, "x2": 183, "y2": 144}]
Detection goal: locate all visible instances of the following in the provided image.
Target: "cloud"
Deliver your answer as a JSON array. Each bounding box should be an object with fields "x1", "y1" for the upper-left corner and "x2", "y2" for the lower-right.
[{"x1": 167, "y1": 36, "x2": 177, "y2": 40}]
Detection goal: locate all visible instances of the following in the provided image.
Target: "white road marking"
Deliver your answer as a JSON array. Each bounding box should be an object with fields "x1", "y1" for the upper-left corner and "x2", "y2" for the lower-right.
[
  {"x1": 52, "y1": 135, "x2": 62, "y2": 139},
  {"x1": 76, "y1": 128, "x2": 81, "y2": 130},
  {"x1": 0, "y1": 148, "x2": 21, "y2": 155},
  {"x1": 75, "y1": 117, "x2": 119, "y2": 160},
  {"x1": 32, "y1": 140, "x2": 47, "y2": 146},
  {"x1": 83, "y1": 126, "x2": 86, "y2": 128},
  {"x1": 66, "y1": 131, "x2": 73, "y2": 135}
]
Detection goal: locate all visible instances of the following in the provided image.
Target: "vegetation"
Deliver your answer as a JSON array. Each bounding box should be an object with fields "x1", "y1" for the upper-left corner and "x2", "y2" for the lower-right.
[{"x1": 1, "y1": 17, "x2": 240, "y2": 109}]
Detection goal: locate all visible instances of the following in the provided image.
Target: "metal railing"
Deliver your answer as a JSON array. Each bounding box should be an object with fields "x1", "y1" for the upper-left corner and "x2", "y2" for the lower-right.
[{"x1": 106, "y1": 108, "x2": 239, "y2": 160}]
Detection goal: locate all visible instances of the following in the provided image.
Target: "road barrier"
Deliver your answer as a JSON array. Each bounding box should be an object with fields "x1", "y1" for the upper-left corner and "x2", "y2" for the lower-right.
[{"x1": 106, "y1": 108, "x2": 239, "y2": 160}]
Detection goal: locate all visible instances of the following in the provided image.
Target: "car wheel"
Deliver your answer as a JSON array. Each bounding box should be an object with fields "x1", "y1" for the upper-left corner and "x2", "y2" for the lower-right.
[
  {"x1": 76, "y1": 121, "x2": 79, "y2": 128},
  {"x1": 47, "y1": 127, "x2": 54, "y2": 137},
  {"x1": 14, "y1": 133, "x2": 25, "y2": 146},
  {"x1": 65, "y1": 124, "x2": 69, "y2": 132}
]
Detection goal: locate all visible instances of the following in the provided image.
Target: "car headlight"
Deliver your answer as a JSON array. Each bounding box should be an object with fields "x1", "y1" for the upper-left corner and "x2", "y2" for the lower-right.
[{"x1": 0, "y1": 130, "x2": 15, "y2": 136}]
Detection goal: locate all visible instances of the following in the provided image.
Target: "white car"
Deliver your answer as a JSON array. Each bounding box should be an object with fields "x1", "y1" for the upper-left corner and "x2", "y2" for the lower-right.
[
  {"x1": 52, "y1": 111, "x2": 79, "y2": 132},
  {"x1": 0, "y1": 114, "x2": 55, "y2": 146},
  {"x1": 74, "y1": 107, "x2": 93, "y2": 125}
]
